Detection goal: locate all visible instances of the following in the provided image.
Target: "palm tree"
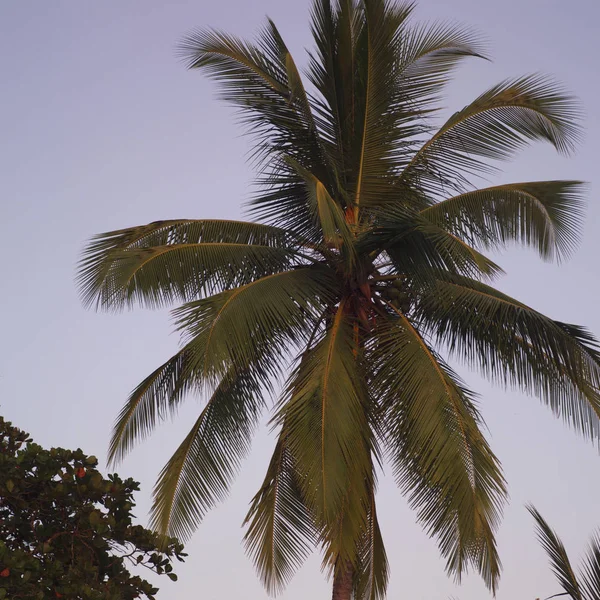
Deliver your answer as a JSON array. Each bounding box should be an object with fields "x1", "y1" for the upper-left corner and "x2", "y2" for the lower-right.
[
  {"x1": 78, "y1": 1, "x2": 600, "y2": 598},
  {"x1": 530, "y1": 506, "x2": 600, "y2": 600}
]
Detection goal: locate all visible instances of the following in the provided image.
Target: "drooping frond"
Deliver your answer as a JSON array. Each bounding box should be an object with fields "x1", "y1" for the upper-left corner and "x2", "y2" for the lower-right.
[
  {"x1": 174, "y1": 266, "x2": 339, "y2": 381},
  {"x1": 581, "y1": 531, "x2": 600, "y2": 600},
  {"x1": 403, "y1": 75, "x2": 582, "y2": 195},
  {"x1": 108, "y1": 344, "x2": 199, "y2": 466},
  {"x1": 277, "y1": 301, "x2": 374, "y2": 568},
  {"x1": 353, "y1": 488, "x2": 389, "y2": 600},
  {"x1": 421, "y1": 181, "x2": 586, "y2": 261},
  {"x1": 414, "y1": 275, "x2": 600, "y2": 441},
  {"x1": 528, "y1": 506, "x2": 584, "y2": 600},
  {"x1": 108, "y1": 267, "x2": 337, "y2": 467},
  {"x1": 149, "y1": 367, "x2": 267, "y2": 540},
  {"x1": 244, "y1": 436, "x2": 317, "y2": 594},
  {"x1": 370, "y1": 312, "x2": 506, "y2": 591},
  {"x1": 78, "y1": 219, "x2": 298, "y2": 309}
]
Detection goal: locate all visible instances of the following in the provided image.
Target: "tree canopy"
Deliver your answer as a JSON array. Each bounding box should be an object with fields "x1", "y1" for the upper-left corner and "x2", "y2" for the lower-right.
[{"x1": 0, "y1": 417, "x2": 186, "y2": 599}]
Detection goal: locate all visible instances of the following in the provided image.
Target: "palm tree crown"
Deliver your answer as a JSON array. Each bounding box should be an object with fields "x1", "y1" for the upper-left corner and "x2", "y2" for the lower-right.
[{"x1": 78, "y1": 1, "x2": 600, "y2": 597}]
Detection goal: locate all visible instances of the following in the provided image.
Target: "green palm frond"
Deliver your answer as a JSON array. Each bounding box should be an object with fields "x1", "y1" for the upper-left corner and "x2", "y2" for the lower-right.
[
  {"x1": 107, "y1": 344, "x2": 198, "y2": 466},
  {"x1": 403, "y1": 75, "x2": 582, "y2": 195},
  {"x1": 174, "y1": 266, "x2": 338, "y2": 380},
  {"x1": 351, "y1": 0, "x2": 415, "y2": 213},
  {"x1": 421, "y1": 181, "x2": 586, "y2": 261},
  {"x1": 528, "y1": 506, "x2": 584, "y2": 600},
  {"x1": 284, "y1": 156, "x2": 356, "y2": 257},
  {"x1": 580, "y1": 531, "x2": 600, "y2": 600},
  {"x1": 78, "y1": 219, "x2": 297, "y2": 309},
  {"x1": 244, "y1": 436, "x2": 317, "y2": 594},
  {"x1": 149, "y1": 367, "x2": 266, "y2": 540},
  {"x1": 365, "y1": 204, "x2": 503, "y2": 282},
  {"x1": 371, "y1": 312, "x2": 506, "y2": 591},
  {"x1": 397, "y1": 22, "x2": 487, "y2": 108},
  {"x1": 278, "y1": 302, "x2": 374, "y2": 568},
  {"x1": 178, "y1": 24, "x2": 328, "y2": 173},
  {"x1": 414, "y1": 275, "x2": 600, "y2": 441},
  {"x1": 353, "y1": 489, "x2": 389, "y2": 600}
]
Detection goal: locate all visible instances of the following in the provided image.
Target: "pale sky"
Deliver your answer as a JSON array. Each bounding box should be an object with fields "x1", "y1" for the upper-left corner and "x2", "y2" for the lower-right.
[{"x1": 2, "y1": 1, "x2": 600, "y2": 599}]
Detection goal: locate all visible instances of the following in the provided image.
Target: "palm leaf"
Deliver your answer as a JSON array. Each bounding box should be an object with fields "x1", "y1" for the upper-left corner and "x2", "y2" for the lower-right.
[
  {"x1": 277, "y1": 301, "x2": 374, "y2": 568},
  {"x1": 421, "y1": 181, "x2": 586, "y2": 261},
  {"x1": 364, "y1": 204, "x2": 503, "y2": 282},
  {"x1": 108, "y1": 344, "x2": 198, "y2": 466},
  {"x1": 414, "y1": 275, "x2": 600, "y2": 441},
  {"x1": 108, "y1": 267, "x2": 337, "y2": 466},
  {"x1": 397, "y1": 21, "x2": 487, "y2": 108},
  {"x1": 78, "y1": 219, "x2": 297, "y2": 309},
  {"x1": 244, "y1": 436, "x2": 317, "y2": 594},
  {"x1": 370, "y1": 311, "x2": 506, "y2": 591},
  {"x1": 353, "y1": 488, "x2": 389, "y2": 600},
  {"x1": 352, "y1": 0, "x2": 415, "y2": 214},
  {"x1": 284, "y1": 156, "x2": 356, "y2": 258},
  {"x1": 178, "y1": 24, "x2": 328, "y2": 174},
  {"x1": 528, "y1": 506, "x2": 584, "y2": 600},
  {"x1": 403, "y1": 75, "x2": 582, "y2": 195},
  {"x1": 580, "y1": 530, "x2": 600, "y2": 600},
  {"x1": 174, "y1": 266, "x2": 338, "y2": 381},
  {"x1": 150, "y1": 366, "x2": 267, "y2": 540}
]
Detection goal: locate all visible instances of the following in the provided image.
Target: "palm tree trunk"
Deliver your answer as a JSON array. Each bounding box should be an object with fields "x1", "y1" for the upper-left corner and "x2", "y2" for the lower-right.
[{"x1": 331, "y1": 563, "x2": 353, "y2": 600}]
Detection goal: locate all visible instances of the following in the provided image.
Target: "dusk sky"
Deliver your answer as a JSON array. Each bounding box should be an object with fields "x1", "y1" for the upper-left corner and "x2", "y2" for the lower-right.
[{"x1": 2, "y1": 1, "x2": 600, "y2": 598}]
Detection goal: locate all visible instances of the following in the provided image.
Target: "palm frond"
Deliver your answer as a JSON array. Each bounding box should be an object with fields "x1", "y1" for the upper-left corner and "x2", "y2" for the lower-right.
[
  {"x1": 421, "y1": 181, "x2": 586, "y2": 261},
  {"x1": 78, "y1": 219, "x2": 297, "y2": 309},
  {"x1": 352, "y1": 0, "x2": 416, "y2": 213},
  {"x1": 244, "y1": 436, "x2": 317, "y2": 594},
  {"x1": 403, "y1": 75, "x2": 582, "y2": 195},
  {"x1": 528, "y1": 506, "x2": 584, "y2": 600},
  {"x1": 174, "y1": 266, "x2": 339, "y2": 381},
  {"x1": 178, "y1": 24, "x2": 328, "y2": 174},
  {"x1": 307, "y1": 0, "x2": 363, "y2": 187},
  {"x1": 414, "y1": 275, "x2": 600, "y2": 442},
  {"x1": 277, "y1": 301, "x2": 374, "y2": 568},
  {"x1": 363, "y1": 204, "x2": 503, "y2": 282},
  {"x1": 284, "y1": 156, "x2": 356, "y2": 259},
  {"x1": 397, "y1": 21, "x2": 487, "y2": 108},
  {"x1": 370, "y1": 312, "x2": 506, "y2": 591},
  {"x1": 353, "y1": 488, "x2": 389, "y2": 600},
  {"x1": 580, "y1": 530, "x2": 600, "y2": 600},
  {"x1": 150, "y1": 366, "x2": 267, "y2": 540},
  {"x1": 108, "y1": 344, "x2": 198, "y2": 466}
]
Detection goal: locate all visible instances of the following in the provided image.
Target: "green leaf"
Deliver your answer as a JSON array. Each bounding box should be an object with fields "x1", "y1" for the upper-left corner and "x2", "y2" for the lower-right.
[
  {"x1": 244, "y1": 437, "x2": 316, "y2": 594},
  {"x1": 370, "y1": 312, "x2": 506, "y2": 591},
  {"x1": 353, "y1": 489, "x2": 388, "y2": 600},
  {"x1": 149, "y1": 367, "x2": 266, "y2": 541},
  {"x1": 528, "y1": 506, "x2": 584, "y2": 600},
  {"x1": 414, "y1": 274, "x2": 600, "y2": 441},
  {"x1": 403, "y1": 75, "x2": 582, "y2": 195},
  {"x1": 78, "y1": 219, "x2": 300, "y2": 310},
  {"x1": 277, "y1": 301, "x2": 374, "y2": 569},
  {"x1": 421, "y1": 180, "x2": 586, "y2": 261},
  {"x1": 580, "y1": 530, "x2": 600, "y2": 600}
]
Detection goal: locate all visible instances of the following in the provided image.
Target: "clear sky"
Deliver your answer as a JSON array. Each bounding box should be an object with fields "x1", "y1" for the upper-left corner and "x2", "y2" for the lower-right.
[{"x1": 2, "y1": 1, "x2": 599, "y2": 598}]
